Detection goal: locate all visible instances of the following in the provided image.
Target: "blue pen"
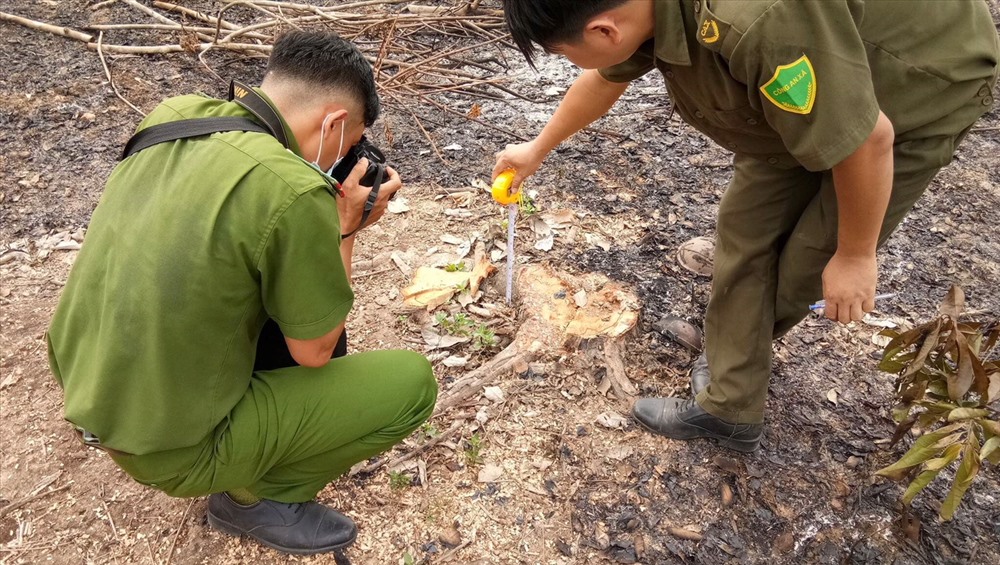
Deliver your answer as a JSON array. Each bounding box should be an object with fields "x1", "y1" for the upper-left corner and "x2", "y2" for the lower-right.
[{"x1": 809, "y1": 293, "x2": 897, "y2": 311}]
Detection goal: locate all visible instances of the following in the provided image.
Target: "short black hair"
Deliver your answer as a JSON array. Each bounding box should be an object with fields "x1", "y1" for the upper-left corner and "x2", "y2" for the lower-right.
[
  {"x1": 266, "y1": 30, "x2": 380, "y2": 127},
  {"x1": 502, "y1": 0, "x2": 629, "y2": 67}
]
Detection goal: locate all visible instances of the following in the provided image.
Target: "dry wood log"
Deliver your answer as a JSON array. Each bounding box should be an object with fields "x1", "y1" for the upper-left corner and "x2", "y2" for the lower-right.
[{"x1": 0, "y1": 11, "x2": 94, "y2": 42}]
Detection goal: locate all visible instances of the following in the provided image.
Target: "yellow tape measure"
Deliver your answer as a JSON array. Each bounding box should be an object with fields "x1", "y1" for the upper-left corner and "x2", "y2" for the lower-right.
[{"x1": 491, "y1": 170, "x2": 521, "y2": 205}]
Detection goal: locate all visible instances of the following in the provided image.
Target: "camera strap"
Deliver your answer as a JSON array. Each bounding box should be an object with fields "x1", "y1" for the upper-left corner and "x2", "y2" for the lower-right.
[{"x1": 120, "y1": 80, "x2": 289, "y2": 160}]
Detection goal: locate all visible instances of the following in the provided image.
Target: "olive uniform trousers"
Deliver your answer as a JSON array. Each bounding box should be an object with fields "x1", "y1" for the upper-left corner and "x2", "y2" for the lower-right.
[
  {"x1": 109, "y1": 328, "x2": 437, "y2": 503},
  {"x1": 697, "y1": 83, "x2": 997, "y2": 425}
]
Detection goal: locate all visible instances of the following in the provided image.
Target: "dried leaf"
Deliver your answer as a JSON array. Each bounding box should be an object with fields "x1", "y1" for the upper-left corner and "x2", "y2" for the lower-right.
[
  {"x1": 988, "y1": 374, "x2": 1000, "y2": 404},
  {"x1": 606, "y1": 445, "x2": 634, "y2": 461},
  {"x1": 713, "y1": 456, "x2": 743, "y2": 476},
  {"x1": 477, "y1": 463, "x2": 503, "y2": 483},
  {"x1": 946, "y1": 408, "x2": 988, "y2": 422},
  {"x1": 826, "y1": 388, "x2": 840, "y2": 405},
  {"x1": 529, "y1": 216, "x2": 552, "y2": 238},
  {"x1": 442, "y1": 355, "x2": 468, "y2": 367},
  {"x1": 923, "y1": 443, "x2": 963, "y2": 472},
  {"x1": 541, "y1": 209, "x2": 575, "y2": 229},
  {"x1": 939, "y1": 434, "x2": 981, "y2": 521},
  {"x1": 876, "y1": 422, "x2": 965, "y2": 480},
  {"x1": 421, "y1": 328, "x2": 470, "y2": 350},
  {"x1": 939, "y1": 285, "x2": 965, "y2": 319},
  {"x1": 534, "y1": 233, "x2": 554, "y2": 251},
  {"x1": 585, "y1": 232, "x2": 611, "y2": 252},
  {"x1": 54, "y1": 240, "x2": 81, "y2": 251},
  {"x1": 439, "y1": 526, "x2": 462, "y2": 548},
  {"x1": 903, "y1": 320, "x2": 941, "y2": 378},
  {"x1": 949, "y1": 326, "x2": 976, "y2": 400},
  {"x1": 387, "y1": 196, "x2": 410, "y2": 214},
  {"x1": 981, "y1": 437, "x2": 999, "y2": 462},
  {"x1": 595, "y1": 411, "x2": 629, "y2": 429},
  {"x1": 468, "y1": 247, "x2": 496, "y2": 296},
  {"x1": 483, "y1": 386, "x2": 505, "y2": 403},
  {"x1": 594, "y1": 522, "x2": 611, "y2": 549},
  {"x1": 467, "y1": 103, "x2": 481, "y2": 119},
  {"x1": 441, "y1": 234, "x2": 466, "y2": 245}
]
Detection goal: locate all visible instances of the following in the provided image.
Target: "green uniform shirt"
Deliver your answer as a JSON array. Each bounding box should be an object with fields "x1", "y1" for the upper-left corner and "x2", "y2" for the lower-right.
[
  {"x1": 47, "y1": 91, "x2": 354, "y2": 455},
  {"x1": 600, "y1": 0, "x2": 999, "y2": 171}
]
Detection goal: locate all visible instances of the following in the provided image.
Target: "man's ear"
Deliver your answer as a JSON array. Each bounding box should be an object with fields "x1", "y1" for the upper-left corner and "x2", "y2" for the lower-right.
[
  {"x1": 322, "y1": 108, "x2": 350, "y2": 134},
  {"x1": 584, "y1": 16, "x2": 623, "y2": 46}
]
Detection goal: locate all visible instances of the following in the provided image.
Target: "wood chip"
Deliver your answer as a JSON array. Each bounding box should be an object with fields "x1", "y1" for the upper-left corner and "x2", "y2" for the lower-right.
[{"x1": 667, "y1": 526, "x2": 703, "y2": 542}]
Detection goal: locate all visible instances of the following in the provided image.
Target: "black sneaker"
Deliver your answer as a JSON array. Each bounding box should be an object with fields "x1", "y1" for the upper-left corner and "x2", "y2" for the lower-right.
[
  {"x1": 207, "y1": 493, "x2": 357, "y2": 555},
  {"x1": 632, "y1": 397, "x2": 762, "y2": 452}
]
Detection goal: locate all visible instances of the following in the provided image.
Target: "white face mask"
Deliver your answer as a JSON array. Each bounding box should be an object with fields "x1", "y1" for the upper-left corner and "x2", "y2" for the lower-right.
[{"x1": 313, "y1": 113, "x2": 346, "y2": 176}]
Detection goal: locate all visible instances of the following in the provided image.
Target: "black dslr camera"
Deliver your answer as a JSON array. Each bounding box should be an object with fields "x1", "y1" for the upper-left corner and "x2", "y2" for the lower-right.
[{"x1": 329, "y1": 135, "x2": 387, "y2": 187}]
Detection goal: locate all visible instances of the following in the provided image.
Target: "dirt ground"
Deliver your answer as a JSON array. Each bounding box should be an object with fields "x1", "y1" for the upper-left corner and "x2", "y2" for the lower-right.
[{"x1": 2, "y1": 1, "x2": 999, "y2": 564}]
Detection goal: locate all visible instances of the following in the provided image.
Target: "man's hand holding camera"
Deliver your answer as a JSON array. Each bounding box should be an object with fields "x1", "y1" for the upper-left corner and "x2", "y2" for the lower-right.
[{"x1": 337, "y1": 157, "x2": 401, "y2": 238}]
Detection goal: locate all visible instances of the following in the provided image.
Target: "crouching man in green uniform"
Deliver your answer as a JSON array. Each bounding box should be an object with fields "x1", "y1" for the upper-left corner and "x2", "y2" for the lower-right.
[
  {"x1": 47, "y1": 31, "x2": 437, "y2": 554},
  {"x1": 495, "y1": 0, "x2": 998, "y2": 452}
]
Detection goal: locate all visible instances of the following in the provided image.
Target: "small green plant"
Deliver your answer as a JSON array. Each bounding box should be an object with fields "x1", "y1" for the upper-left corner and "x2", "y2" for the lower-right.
[
  {"x1": 419, "y1": 421, "x2": 439, "y2": 441},
  {"x1": 875, "y1": 286, "x2": 999, "y2": 521},
  {"x1": 401, "y1": 552, "x2": 417, "y2": 565},
  {"x1": 444, "y1": 261, "x2": 467, "y2": 273},
  {"x1": 472, "y1": 324, "x2": 497, "y2": 350},
  {"x1": 436, "y1": 312, "x2": 474, "y2": 336},
  {"x1": 464, "y1": 433, "x2": 484, "y2": 466},
  {"x1": 453, "y1": 280, "x2": 470, "y2": 294},
  {"x1": 519, "y1": 192, "x2": 539, "y2": 215},
  {"x1": 389, "y1": 470, "x2": 412, "y2": 491}
]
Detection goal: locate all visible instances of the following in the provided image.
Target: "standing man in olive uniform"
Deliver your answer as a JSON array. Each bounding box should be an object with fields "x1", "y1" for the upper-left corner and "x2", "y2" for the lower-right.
[
  {"x1": 47, "y1": 31, "x2": 437, "y2": 554},
  {"x1": 495, "y1": 0, "x2": 999, "y2": 452}
]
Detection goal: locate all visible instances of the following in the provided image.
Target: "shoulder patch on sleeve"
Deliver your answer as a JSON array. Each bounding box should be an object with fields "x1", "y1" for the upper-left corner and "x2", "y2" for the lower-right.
[{"x1": 760, "y1": 55, "x2": 817, "y2": 115}]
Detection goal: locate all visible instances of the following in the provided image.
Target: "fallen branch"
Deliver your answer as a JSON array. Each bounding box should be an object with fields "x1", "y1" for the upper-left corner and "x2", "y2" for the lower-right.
[
  {"x1": 96, "y1": 31, "x2": 145, "y2": 117},
  {"x1": 0, "y1": 11, "x2": 94, "y2": 42},
  {"x1": 603, "y1": 338, "x2": 639, "y2": 399},
  {"x1": 435, "y1": 341, "x2": 535, "y2": 412},
  {"x1": 85, "y1": 42, "x2": 271, "y2": 54},
  {"x1": 152, "y1": 1, "x2": 240, "y2": 31}
]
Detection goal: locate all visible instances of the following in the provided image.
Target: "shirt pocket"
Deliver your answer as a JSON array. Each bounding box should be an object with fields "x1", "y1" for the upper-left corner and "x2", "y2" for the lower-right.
[{"x1": 711, "y1": 104, "x2": 774, "y2": 137}]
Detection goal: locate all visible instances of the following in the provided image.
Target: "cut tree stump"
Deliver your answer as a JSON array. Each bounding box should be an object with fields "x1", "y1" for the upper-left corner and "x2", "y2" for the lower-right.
[{"x1": 434, "y1": 263, "x2": 641, "y2": 412}]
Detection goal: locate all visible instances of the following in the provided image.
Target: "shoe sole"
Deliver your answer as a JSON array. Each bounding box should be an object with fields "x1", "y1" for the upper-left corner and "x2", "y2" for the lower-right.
[
  {"x1": 634, "y1": 415, "x2": 760, "y2": 453},
  {"x1": 207, "y1": 511, "x2": 357, "y2": 555}
]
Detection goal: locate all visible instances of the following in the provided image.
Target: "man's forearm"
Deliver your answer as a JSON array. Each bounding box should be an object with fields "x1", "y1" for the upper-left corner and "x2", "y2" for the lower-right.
[
  {"x1": 535, "y1": 69, "x2": 629, "y2": 153},
  {"x1": 831, "y1": 110, "x2": 895, "y2": 256}
]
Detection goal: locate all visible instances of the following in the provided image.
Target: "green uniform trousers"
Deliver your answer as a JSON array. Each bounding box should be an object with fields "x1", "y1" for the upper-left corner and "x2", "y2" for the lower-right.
[
  {"x1": 108, "y1": 350, "x2": 436, "y2": 502},
  {"x1": 697, "y1": 86, "x2": 996, "y2": 425}
]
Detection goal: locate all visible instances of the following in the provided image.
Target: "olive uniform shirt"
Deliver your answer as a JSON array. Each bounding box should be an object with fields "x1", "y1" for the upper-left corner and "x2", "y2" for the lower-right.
[
  {"x1": 47, "y1": 91, "x2": 353, "y2": 455},
  {"x1": 600, "y1": 0, "x2": 999, "y2": 171}
]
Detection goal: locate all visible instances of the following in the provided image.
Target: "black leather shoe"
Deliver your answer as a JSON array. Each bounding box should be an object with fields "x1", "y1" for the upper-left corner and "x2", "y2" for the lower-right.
[
  {"x1": 632, "y1": 397, "x2": 762, "y2": 452},
  {"x1": 691, "y1": 353, "x2": 710, "y2": 395},
  {"x1": 207, "y1": 493, "x2": 357, "y2": 555}
]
